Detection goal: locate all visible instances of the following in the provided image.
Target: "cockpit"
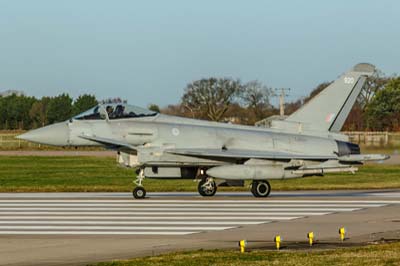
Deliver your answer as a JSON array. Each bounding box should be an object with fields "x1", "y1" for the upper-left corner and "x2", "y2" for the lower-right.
[{"x1": 74, "y1": 103, "x2": 158, "y2": 120}]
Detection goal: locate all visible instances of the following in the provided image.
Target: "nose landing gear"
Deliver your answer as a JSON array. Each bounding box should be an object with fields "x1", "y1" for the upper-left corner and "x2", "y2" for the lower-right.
[{"x1": 133, "y1": 168, "x2": 146, "y2": 199}]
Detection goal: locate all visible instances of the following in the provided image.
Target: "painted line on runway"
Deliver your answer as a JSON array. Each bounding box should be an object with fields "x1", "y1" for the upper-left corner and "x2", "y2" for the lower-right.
[
  {"x1": 0, "y1": 198, "x2": 389, "y2": 236},
  {"x1": 0, "y1": 231, "x2": 197, "y2": 235},
  {"x1": 124, "y1": 200, "x2": 400, "y2": 204},
  {"x1": 0, "y1": 221, "x2": 271, "y2": 225},
  {"x1": 0, "y1": 199, "x2": 398, "y2": 204},
  {"x1": 369, "y1": 192, "x2": 400, "y2": 197},
  {"x1": 0, "y1": 203, "x2": 385, "y2": 208},
  {"x1": 0, "y1": 207, "x2": 363, "y2": 212},
  {"x1": 0, "y1": 225, "x2": 235, "y2": 230},
  {"x1": 135, "y1": 200, "x2": 399, "y2": 204},
  {"x1": 0, "y1": 211, "x2": 332, "y2": 215},
  {"x1": 0, "y1": 191, "x2": 394, "y2": 197},
  {"x1": 0, "y1": 216, "x2": 300, "y2": 220},
  {"x1": 1, "y1": 191, "x2": 400, "y2": 199}
]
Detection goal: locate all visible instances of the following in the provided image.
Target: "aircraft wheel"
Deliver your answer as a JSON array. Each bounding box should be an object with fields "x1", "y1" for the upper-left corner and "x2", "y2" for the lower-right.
[
  {"x1": 198, "y1": 177, "x2": 217, "y2": 197},
  {"x1": 251, "y1": 180, "x2": 271, "y2": 197},
  {"x1": 133, "y1": 187, "x2": 146, "y2": 199}
]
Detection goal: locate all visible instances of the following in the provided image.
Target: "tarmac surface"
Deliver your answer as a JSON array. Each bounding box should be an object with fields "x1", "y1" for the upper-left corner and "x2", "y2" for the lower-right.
[{"x1": 2, "y1": 190, "x2": 400, "y2": 265}]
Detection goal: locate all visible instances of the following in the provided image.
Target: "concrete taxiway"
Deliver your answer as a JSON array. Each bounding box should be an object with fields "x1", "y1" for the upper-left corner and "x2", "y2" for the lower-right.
[{"x1": 2, "y1": 190, "x2": 400, "y2": 266}]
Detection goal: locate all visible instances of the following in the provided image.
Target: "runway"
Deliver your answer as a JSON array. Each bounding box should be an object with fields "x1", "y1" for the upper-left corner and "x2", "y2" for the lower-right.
[
  {"x1": 2, "y1": 190, "x2": 400, "y2": 266},
  {"x1": 0, "y1": 197, "x2": 389, "y2": 236}
]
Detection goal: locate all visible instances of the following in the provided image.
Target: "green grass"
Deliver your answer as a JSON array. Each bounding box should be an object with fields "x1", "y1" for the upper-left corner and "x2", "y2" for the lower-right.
[
  {"x1": 361, "y1": 146, "x2": 400, "y2": 155},
  {"x1": 92, "y1": 242, "x2": 400, "y2": 266},
  {"x1": 0, "y1": 156, "x2": 399, "y2": 192},
  {"x1": 0, "y1": 156, "x2": 189, "y2": 192}
]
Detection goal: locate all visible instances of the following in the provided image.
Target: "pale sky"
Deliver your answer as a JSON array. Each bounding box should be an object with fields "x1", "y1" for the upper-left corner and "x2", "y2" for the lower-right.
[{"x1": 0, "y1": 0, "x2": 399, "y2": 107}]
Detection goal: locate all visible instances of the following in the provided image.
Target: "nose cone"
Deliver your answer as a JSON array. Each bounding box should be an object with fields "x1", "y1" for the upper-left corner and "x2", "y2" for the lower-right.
[{"x1": 17, "y1": 122, "x2": 70, "y2": 146}]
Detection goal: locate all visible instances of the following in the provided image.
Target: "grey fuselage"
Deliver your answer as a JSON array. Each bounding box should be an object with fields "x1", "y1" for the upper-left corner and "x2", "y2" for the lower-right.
[{"x1": 67, "y1": 114, "x2": 339, "y2": 167}]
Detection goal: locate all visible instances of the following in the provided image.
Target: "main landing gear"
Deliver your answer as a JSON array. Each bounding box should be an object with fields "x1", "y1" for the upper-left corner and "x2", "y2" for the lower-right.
[
  {"x1": 196, "y1": 176, "x2": 270, "y2": 198},
  {"x1": 133, "y1": 168, "x2": 146, "y2": 199},
  {"x1": 251, "y1": 180, "x2": 271, "y2": 197},
  {"x1": 198, "y1": 176, "x2": 217, "y2": 197},
  {"x1": 132, "y1": 167, "x2": 271, "y2": 199}
]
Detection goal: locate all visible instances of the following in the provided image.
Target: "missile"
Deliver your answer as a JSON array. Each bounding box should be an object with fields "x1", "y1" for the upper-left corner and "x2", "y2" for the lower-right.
[
  {"x1": 206, "y1": 165, "x2": 297, "y2": 180},
  {"x1": 338, "y1": 154, "x2": 390, "y2": 162}
]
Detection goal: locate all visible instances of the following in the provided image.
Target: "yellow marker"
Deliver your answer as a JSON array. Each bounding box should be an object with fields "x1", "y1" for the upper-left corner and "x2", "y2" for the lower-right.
[
  {"x1": 339, "y1": 227, "x2": 346, "y2": 241},
  {"x1": 238, "y1": 240, "x2": 247, "y2": 253},
  {"x1": 274, "y1": 235, "x2": 282, "y2": 250},
  {"x1": 307, "y1": 232, "x2": 314, "y2": 246}
]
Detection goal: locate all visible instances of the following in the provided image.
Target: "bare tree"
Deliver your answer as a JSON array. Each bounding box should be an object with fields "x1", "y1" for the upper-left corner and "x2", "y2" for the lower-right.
[
  {"x1": 241, "y1": 80, "x2": 272, "y2": 120},
  {"x1": 182, "y1": 78, "x2": 243, "y2": 121},
  {"x1": 358, "y1": 70, "x2": 390, "y2": 110}
]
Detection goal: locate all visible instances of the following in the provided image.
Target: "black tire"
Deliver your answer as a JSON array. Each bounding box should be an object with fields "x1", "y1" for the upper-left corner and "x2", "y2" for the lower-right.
[
  {"x1": 133, "y1": 187, "x2": 146, "y2": 199},
  {"x1": 198, "y1": 177, "x2": 217, "y2": 197},
  {"x1": 251, "y1": 180, "x2": 271, "y2": 197}
]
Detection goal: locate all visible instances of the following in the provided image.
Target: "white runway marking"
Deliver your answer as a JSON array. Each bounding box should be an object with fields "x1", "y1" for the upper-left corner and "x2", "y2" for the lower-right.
[
  {"x1": 1, "y1": 204, "x2": 382, "y2": 208},
  {"x1": 368, "y1": 192, "x2": 400, "y2": 198},
  {"x1": 0, "y1": 198, "x2": 390, "y2": 236},
  {"x1": 0, "y1": 225, "x2": 235, "y2": 230},
  {"x1": 0, "y1": 191, "x2": 399, "y2": 199},
  {"x1": 0, "y1": 216, "x2": 299, "y2": 220},
  {"x1": 0, "y1": 207, "x2": 362, "y2": 211},
  {"x1": 0, "y1": 211, "x2": 332, "y2": 215},
  {"x1": 0, "y1": 199, "x2": 397, "y2": 203},
  {"x1": 0, "y1": 221, "x2": 269, "y2": 225},
  {"x1": 0, "y1": 231, "x2": 196, "y2": 235}
]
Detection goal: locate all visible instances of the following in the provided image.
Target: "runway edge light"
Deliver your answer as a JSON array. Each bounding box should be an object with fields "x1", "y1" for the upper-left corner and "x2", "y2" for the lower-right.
[
  {"x1": 274, "y1": 235, "x2": 282, "y2": 250},
  {"x1": 339, "y1": 227, "x2": 346, "y2": 241},
  {"x1": 238, "y1": 240, "x2": 247, "y2": 253},
  {"x1": 307, "y1": 232, "x2": 314, "y2": 246}
]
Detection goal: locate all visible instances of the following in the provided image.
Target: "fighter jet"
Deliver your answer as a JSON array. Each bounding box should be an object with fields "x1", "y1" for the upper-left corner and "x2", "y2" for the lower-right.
[{"x1": 18, "y1": 63, "x2": 389, "y2": 199}]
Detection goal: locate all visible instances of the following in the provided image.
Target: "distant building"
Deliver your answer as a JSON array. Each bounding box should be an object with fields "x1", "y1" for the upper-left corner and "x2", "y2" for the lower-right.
[
  {"x1": 255, "y1": 115, "x2": 287, "y2": 128},
  {"x1": 0, "y1": 90, "x2": 25, "y2": 97},
  {"x1": 220, "y1": 116, "x2": 241, "y2": 124}
]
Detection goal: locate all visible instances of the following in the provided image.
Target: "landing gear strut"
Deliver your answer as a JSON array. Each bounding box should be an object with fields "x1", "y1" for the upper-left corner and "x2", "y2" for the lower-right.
[
  {"x1": 251, "y1": 180, "x2": 271, "y2": 197},
  {"x1": 133, "y1": 168, "x2": 146, "y2": 199},
  {"x1": 198, "y1": 176, "x2": 217, "y2": 197}
]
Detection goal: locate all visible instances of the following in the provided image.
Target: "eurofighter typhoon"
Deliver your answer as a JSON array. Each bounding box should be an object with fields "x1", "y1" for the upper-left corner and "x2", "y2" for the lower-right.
[{"x1": 18, "y1": 63, "x2": 389, "y2": 198}]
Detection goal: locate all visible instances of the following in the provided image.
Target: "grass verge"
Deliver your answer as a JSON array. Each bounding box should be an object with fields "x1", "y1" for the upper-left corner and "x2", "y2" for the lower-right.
[
  {"x1": 0, "y1": 156, "x2": 399, "y2": 192},
  {"x1": 92, "y1": 242, "x2": 400, "y2": 266}
]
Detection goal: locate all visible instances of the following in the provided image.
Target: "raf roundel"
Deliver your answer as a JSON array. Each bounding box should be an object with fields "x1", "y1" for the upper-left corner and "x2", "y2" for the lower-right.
[
  {"x1": 325, "y1": 113, "x2": 336, "y2": 123},
  {"x1": 172, "y1": 128, "x2": 180, "y2": 136}
]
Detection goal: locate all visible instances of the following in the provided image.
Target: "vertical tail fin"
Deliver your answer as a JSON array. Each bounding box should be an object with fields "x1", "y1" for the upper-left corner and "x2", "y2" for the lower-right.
[{"x1": 285, "y1": 63, "x2": 375, "y2": 132}]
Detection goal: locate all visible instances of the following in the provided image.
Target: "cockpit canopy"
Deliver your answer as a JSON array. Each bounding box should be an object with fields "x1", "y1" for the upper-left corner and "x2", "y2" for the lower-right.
[{"x1": 74, "y1": 103, "x2": 158, "y2": 120}]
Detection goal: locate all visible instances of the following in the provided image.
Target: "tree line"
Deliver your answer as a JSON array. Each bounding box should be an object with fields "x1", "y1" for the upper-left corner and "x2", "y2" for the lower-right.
[
  {"x1": 290, "y1": 72, "x2": 400, "y2": 131},
  {"x1": 1, "y1": 70, "x2": 399, "y2": 131},
  {"x1": 0, "y1": 94, "x2": 97, "y2": 130},
  {"x1": 163, "y1": 79, "x2": 274, "y2": 125},
  {"x1": 161, "y1": 71, "x2": 400, "y2": 131}
]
